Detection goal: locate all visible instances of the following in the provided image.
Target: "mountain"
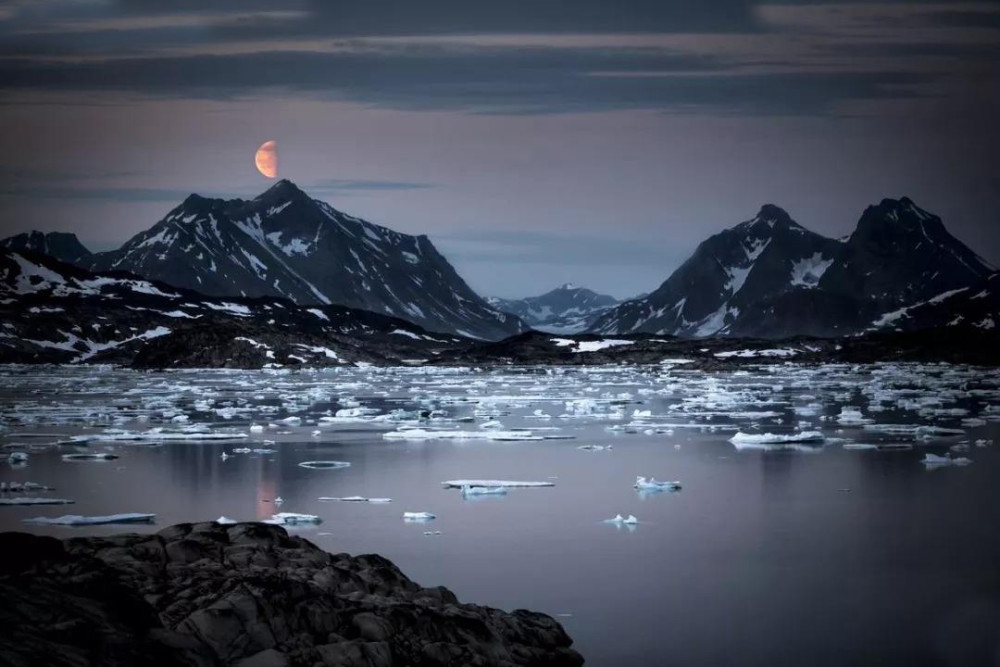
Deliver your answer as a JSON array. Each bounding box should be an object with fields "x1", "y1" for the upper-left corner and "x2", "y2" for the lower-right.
[
  {"x1": 1, "y1": 231, "x2": 92, "y2": 265},
  {"x1": 83, "y1": 180, "x2": 525, "y2": 340},
  {"x1": 0, "y1": 248, "x2": 467, "y2": 367},
  {"x1": 590, "y1": 199, "x2": 995, "y2": 338},
  {"x1": 487, "y1": 283, "x2": 619, "y2": 333}
]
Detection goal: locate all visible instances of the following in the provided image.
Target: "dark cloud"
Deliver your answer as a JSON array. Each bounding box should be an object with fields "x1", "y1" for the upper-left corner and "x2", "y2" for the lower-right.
[{"x1": 0, "y1": 48, "x2": 932, "y2": 116}]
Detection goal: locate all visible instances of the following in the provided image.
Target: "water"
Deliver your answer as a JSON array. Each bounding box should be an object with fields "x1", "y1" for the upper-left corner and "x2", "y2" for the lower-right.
[{"x1": 2, "y1": 362, "x2": 999, "y2": 665}]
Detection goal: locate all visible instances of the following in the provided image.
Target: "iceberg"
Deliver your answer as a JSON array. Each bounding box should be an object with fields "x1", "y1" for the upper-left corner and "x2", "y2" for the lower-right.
[
  {"x1": 633, "y1": 476, "x2": 681, "y2": 491},
  {"x1": 442, "y1": 479, "x2": 554, "y2": 489},
  {"x1": 319, "y1": 496, "x2": 392, "y2": 503},
  {"x1": 403, "y1": 511, "x2": 436, "y2": 521},
  {"x1": 23, "y1": 512, "x2": 155, "y2": 525}
]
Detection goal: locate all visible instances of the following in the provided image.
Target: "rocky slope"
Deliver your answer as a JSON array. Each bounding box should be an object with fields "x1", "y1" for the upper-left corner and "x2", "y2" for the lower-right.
[
  {"x1": 1, "y1": 230, "x2": 92, "y2": 265},
  {"x1": 488, "y1": 284, "x2": 619, "y2": 333},
  {"x1": 0, "y1": 248, "x2": 467, "y2": 367},
  {"x1": 590, "y1": 199, "x2": 995, "y2": 338},
  {"x1": 77, "y1": 180, "x2": 524, "y2": 340},
  {"x1": 0, "y1": 522, "x2": 583, "y2": 667}
]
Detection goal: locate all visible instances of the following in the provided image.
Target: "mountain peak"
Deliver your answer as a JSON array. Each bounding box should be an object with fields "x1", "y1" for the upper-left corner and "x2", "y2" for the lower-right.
[
  {"x1": 756, "y1": 204, "x2": 790, "y2": 223},
  {"x1": 557, "y1": 282, "x2": 577, "y2": 291},
  {"x1": 258, "y1": 178, "x2": 308, "y2": 200}
]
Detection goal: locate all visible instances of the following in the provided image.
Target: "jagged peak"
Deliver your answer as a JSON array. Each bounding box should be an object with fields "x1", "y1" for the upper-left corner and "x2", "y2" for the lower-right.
[{"x1": 256, "y1": 178, "x2": 310, "y2": 202}]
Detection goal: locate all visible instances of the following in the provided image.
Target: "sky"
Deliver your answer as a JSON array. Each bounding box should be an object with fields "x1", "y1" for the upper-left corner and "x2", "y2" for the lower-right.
[{"x1": 0, "y1": 1, "x2": 998, "y2": 299}]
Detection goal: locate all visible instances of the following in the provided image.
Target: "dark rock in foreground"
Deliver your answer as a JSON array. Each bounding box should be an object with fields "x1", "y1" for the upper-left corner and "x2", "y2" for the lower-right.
[{"x1": 0, "y1": 523, "x2": 583, "y2": 667}]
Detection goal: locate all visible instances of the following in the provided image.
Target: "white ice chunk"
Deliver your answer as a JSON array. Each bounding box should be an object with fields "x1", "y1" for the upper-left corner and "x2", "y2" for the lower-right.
[{"x1": 24, "y1": 513, "x2": 155, "y2": 525}]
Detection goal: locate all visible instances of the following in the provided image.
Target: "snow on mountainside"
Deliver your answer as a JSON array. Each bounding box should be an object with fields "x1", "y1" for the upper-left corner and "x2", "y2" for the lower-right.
[
  {"x1": 0, "y1": 248, "x2": 466, "y2": 366},
  {"x1": 82, "y1": 180, "x2": 525, "y2": 340},
  {"x1": 1, "y1": 231, "x2": 92, "y2": 266},
  {"x1": 488, "y1": 283, "x2": 619, "y2": 333},
  {"x1": 590, "y1": 199, "x2": 995, "y2": 338}
]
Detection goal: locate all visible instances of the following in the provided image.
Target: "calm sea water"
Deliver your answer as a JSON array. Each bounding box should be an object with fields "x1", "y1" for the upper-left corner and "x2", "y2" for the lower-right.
[{"x1": 2, "y1": 363, "x2": 999, "y2": 666}]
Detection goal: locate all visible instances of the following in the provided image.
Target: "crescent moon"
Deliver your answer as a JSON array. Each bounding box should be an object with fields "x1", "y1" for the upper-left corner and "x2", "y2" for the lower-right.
[{"x1": 254, "y1": 140, "x2": 277, "y2": 178}]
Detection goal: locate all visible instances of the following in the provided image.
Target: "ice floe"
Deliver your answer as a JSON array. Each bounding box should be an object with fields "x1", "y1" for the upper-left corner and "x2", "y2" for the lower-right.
[
  {"x1": 319, "y1": 496, "x2": 392, "y2": 503},
  {"x1": 441, "y1": 479, "x2": 555, "y2": 488},
  {"x1": 24, "y1": 513, "x2": 155, "y2": 525},
  {"x1": 0, "y1": 497, "x2": 74, "y2": 506},
  {"x1": 633, "y1": 476, "x2": 681, "y2": 491},
  {"x1": 298, "y1": 461, "x2": 351, "y2": 469}
]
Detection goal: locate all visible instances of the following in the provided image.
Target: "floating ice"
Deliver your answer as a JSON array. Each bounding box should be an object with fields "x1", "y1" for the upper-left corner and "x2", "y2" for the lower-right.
[
  {"x1": 214, "y1": 516, "x2": 237, "y2": 524},
  {"x1": 577, "y1": 444, "x2": 612, "y2": 451},
  {"x1": 62, "y1": 453, "x2": 119, "y2": 461},
  {"x1": 730, "y1": 431, "x2": 824, "y2": 445},
  {"x1": 319, "y1": 496, "x2": 392, "y2": 503},
  {"x1": 383, "y1": 428, "x2": 541, "y2": 441},
  {"x1": 921, "y1": 453, "x2": 972, "y2": 468},
  {"x1": 403, "y1": 511, "x2": 436, "y2": 521},
  {"x1": 633, "y1": 476, "x2": 681, "y2": 491},
  {"x1": 0, "y1": 497, "x2": 74, "y2": 506},
  {"x1": 442, "y1": 479, "x2": 554, "y2": 489},
  {"x1": 7, "y1": 452, "x2": 28, "y2": 463},
  {"x1": 297, "y1": 460, "x2": 351, "y2": 469},
  {"x1": 266, "y1": 512, "x2": 322, "y2": 525},
  {"x1": 461, "y1": 484, "x2": 507, "y2": 496},
  {"x1": 604, "y1": 514, "x2": 638, "y2": 525},
  {"x1": 0, "y1": 481, "x2": 52, "y2": 492},
  {"x1": 24, "y1": 512, "x2": 155, "y2": 525}
]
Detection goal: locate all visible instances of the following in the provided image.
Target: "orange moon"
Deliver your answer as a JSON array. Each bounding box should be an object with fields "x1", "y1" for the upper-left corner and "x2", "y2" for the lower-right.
[{"x1": 254, "y1": 140, "x2": 277, "y2": 178}]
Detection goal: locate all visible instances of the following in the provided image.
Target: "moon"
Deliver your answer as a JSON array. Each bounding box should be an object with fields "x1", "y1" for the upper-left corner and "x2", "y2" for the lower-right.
[{"x1": 254, "y1": 140, "x2": 277, "y2": 178}]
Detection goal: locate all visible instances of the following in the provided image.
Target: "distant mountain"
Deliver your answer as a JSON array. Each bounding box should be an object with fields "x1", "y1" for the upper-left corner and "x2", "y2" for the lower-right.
[
  {"x1": 488, "y1": 283, "x2": 619, "y2": 333},
  {"x1": 590, "y1": 199, "x2": 995, "y2": 338},
  {"x1": 0, "y1": 248, "x2": 466, "y2": 367},
  {"x1": 79, "y1": 180, "x2": 525, "y2": 340},
  {"x1": 1, "y1": 231, "x2": 92, "y2": 265}
]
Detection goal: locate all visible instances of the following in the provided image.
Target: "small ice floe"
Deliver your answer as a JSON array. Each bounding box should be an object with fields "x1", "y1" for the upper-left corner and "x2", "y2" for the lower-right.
[
  {"x1": 403, "y1": 511, "x2": 436, "y2": 522},
  {"x1": 319, "y1": 496, "x2": 392, "y2": 503},
  {"x1": 23, "y1": 512, "x2": 155, "y2": 526},
  {"x1": 836, "y1": 407, "x2": 874, "y2": 426},
  {"x1": 633, "y1": 476, "x2": 681, "y2": 492},
  {"x1": 214, "y1": 516, "x2": 238, "y2": 524},
  {"x1": 61, "y1": 453, "x2": 119, "y2": 462},
  {"x1": 461, "y1": 484, "x2": 507, "y2": 496},
  {"x1": 423, "y1": 530, "x2": 443, "y2": 536},
  {"x1": 220, "y1": 452, "x2": 230, "y2": 461},
  {"x1": 232, "y1": 447, "x2": 252, "y2": 454},
  {"x1": 252, "y1": 448, "x2": 276, "y2": 454},
  {"x1": 384, "y1": 428, "x2": 541, "y2": 441},
  {"x1": 842, "y1": 443, "x2": 878, "y2": 450},
  {"x1": 70, "y1": 428, "x2": 247, "y2": 443},
  {"x1": 479, "y1": 419, "x2": 504, "y2": 430},
  {"x1": 604, "y1": 514, "x2": 638, "y2": 525},
  {"x1": 297, "y1": 461, "x2": 351, "y2": 470},
  {"x1": 8, "y1": 452, "x2": 28, "y2": 464},
  {"x1": 0, "y1": 497, "x2": 74, "y2": 506},
  {"x1": 266, "y1": 512, "x2": 322, "y2": 525},
  {"x1": 249, "y1": 424, "x2": 264, "y2": 433},
  {"x1": 274, "y1": 496, "x2": 284, "y2": 505},
  {"x1": 921, "y1": 453, "x2": 972, "y2": 468},
  {"x1": 311, "y1": 430, "x2": 321, "y2": 437},
  {"x1": 577, "y1": 444, "x2": 612, "y2": 452},
  {"x1": 441, "y1": 479, "x2": 554, "y2": 489}
]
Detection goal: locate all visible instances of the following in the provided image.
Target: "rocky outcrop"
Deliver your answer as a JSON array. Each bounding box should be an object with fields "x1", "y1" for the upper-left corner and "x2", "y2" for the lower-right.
[{"x1": 0, "y1": 523, "x2": 583, "y2": 667}]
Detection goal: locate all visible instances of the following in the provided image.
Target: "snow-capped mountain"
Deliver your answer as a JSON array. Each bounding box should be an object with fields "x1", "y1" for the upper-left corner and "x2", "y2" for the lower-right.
[
  {"x1": 1, "y1": 230, "x2": 92, "y2": 265},
  {"x1": 488, "y1": 283, "x2": 619, "y2": 333},
  {"x1": 590, "y1": 199, "x2": 995, "y2": 338},
  {"x1": 83, "y1": 180, "x2": 525, "y2": 340},
  {"x1": 0, "y1": 248, "x2": 466, "y2": 367}
]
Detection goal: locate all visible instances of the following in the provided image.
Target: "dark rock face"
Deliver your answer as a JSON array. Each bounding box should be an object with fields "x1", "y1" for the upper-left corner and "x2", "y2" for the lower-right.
[
  {"x1": 83, "y1": 180, "x2": 525, "y2": 340},
  {"x1": 488, "y1": 284, "x2": 619, "y2": 334},
  {"x1": 590, "y1": 199, "x2": 995, "y2": 338},
  {"x1": 0, "y1": 523, "x2": 583, "y2": 667},
  {"x1": 0, "y1": 248, "x2": 467, "y2": 367},
  {"x1": 0, "y1": 230, "x2": 92, "y2": 266}
]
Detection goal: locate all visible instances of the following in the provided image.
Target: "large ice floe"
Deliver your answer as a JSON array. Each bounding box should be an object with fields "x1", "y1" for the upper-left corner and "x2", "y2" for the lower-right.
[{"x1": 442, "y1": 479, "x2": 555, "y2": 488}]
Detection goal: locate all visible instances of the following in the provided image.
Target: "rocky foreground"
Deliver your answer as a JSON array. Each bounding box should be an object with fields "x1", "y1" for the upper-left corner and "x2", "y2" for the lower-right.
[{"x1": 0, "y1": 523, "x2": 583, "y2": 667}]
